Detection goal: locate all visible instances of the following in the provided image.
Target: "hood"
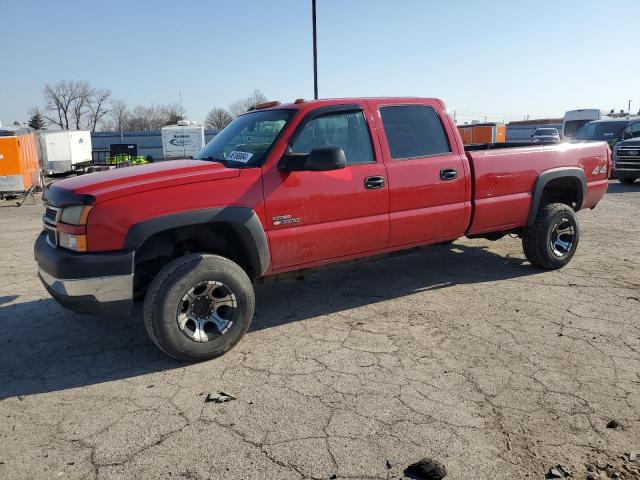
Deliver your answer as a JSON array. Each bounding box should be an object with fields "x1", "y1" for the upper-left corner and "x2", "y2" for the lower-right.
[
  {"x1": 616, "y1": 138, "x2": 640, "y2": 148},
  {"x1": 44, "y1": 160, "x2": 240, "y2": 206}
]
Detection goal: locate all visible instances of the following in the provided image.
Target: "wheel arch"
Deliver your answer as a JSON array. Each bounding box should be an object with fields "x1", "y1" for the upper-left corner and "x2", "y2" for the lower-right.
[
  {"x1": 125, "y1": 206, "x2": 270, "y2": 278},
  {"x1": 527, "y1": 167, "x2": 586, "y2": 227}
]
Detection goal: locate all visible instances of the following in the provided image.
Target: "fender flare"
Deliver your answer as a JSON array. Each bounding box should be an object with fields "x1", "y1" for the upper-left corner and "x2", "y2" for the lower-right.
[
  {"x1": 527, "y1": 167, "x2": 587, "y2": 227},
  {"x1": 124, "y1": 206, "x2": 270, "y2": 276}
]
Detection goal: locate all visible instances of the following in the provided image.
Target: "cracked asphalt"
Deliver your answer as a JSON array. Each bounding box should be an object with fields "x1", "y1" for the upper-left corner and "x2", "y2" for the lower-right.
[{"x1": 0, "y1": 181, "x2": 639, "y2": 480}]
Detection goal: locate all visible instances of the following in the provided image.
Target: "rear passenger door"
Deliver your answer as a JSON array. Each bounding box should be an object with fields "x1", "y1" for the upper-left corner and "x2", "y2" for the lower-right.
[{"x1": 370, "y1": 101, "x2": 469, "y2": 246}]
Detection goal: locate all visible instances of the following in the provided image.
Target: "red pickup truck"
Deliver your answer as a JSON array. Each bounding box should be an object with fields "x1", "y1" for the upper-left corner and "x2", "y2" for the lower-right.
[{"x1": 35, "y1": 97, "x2": 610, "y2": 361}]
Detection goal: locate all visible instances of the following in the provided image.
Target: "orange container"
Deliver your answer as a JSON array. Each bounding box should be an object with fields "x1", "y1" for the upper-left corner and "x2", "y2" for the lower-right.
[
  {"x1": 0, "y1": 126, "x2": 41, "y2": 193},
  {"x1": 457, "y1": 123, "x2": 506, "y2": 145}
]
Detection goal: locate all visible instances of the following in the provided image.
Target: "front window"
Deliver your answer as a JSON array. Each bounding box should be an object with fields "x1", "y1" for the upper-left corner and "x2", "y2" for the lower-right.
[
  {"x1": 290, "y1": 110, "x2": 374, "y2": 165},
  {"x1": 564, "y1": 120, "x2": 590, "y2": 137},
  {"x1": 623, "y1": 122, "x2": 640, "y2": 140},
  {"x1": 574, "y1": 121, "x2": 628, "y2": 141},
  {"x1": 195, "y1": 109, "x2": 295, "y2": 166},
  {"x1": 534, "y1": 129, "x2": 558, "y2": 136}
]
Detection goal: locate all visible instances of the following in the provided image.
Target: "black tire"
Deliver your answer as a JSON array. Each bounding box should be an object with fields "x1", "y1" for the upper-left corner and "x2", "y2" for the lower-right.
[
  {"x1": 619, "y1": 177, "x2": 637, "y2": 185},
  {"x1": 143, "y1": 253, "x2": 255, "y2": 362},
  {"x1": 522, "y1": 203, "x2": 579, "y2": 270}
]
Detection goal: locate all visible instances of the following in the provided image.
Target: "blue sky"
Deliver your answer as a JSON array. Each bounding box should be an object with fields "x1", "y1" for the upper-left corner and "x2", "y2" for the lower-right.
[{"x1": 1, "y1": 0, "x2": 638, "y2": 126}]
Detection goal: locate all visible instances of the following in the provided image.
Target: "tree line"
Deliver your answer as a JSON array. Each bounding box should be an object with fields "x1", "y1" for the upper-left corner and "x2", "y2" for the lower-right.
[{"x1": 25, "y1": 80, "x2": 269, "y2": 133}]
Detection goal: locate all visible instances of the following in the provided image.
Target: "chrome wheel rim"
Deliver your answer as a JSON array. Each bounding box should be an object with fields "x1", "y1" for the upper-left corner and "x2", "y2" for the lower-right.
[
  {"x1": 176, "y1": 281, "x2": 237, "y2": 342},
  {"x1": 549, "y1": 218, "x2": 575, "y2": 257}
]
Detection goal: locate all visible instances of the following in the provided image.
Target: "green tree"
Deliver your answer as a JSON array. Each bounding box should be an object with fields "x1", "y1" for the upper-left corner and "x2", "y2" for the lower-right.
[{"x1": 28, "y1": 109, "x2": 46, "y2": 130}]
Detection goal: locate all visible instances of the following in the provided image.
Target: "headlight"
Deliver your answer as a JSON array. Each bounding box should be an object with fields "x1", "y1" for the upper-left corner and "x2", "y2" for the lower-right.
[
  {"x1": 60, "y1": 205, "x2": 92, "y2": 225},
  {"x1": 57, "y1": 205, "x2": 91, "y2": 251}
]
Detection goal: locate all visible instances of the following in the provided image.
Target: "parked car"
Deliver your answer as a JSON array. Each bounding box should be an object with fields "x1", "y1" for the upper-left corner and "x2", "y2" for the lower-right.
[
  {"x1": 531, "y1": 128, "x2": 561, "y2": 143},
  {"x1": 612, "y1": 121, "x2": 640, "y2": 183},
  {"x1": 35, "y1": 97, "x2": 610, "y2": 361},
  {"x1": 572, "y1": 117, "x2": 640, "y2": 149}
]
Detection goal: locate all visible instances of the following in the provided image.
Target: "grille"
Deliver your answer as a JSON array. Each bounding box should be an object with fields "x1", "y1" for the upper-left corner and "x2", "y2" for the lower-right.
[
  {"x1": 44, "y1": 207, "x2": 58, "y2": 222},
  {"x1": 43, "y1": 204, "x2": 60, "y2": 247},
  {"x1": 46, "y1": 229, "x2": 57, "y2": 246},
  {"x1": 616, "y1": 148, "x2": 640, "y2": 159}
]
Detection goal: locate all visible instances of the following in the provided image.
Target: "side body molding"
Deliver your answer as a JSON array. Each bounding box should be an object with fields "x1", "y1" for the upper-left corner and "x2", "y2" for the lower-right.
[
  {"x1": 124, "y1": 206, "x2": 271, "y2": 276},
  {"x1": 527, "y1": 167, "x2": 587, "y2": 227}
]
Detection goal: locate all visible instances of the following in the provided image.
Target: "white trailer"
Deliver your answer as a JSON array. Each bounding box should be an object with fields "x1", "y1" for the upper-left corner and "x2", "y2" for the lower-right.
[
  {"x1": 38, "y1": 131, "x2": 92, "y2": 175},
  {"x1": 161, "y1": 121, "x2": 205, "y2": 160}
]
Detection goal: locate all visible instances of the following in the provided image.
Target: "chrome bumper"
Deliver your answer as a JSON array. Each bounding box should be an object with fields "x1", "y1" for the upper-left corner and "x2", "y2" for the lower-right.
[{"x1": 38, "y1": 268, "x2": 133, "y2": 303}]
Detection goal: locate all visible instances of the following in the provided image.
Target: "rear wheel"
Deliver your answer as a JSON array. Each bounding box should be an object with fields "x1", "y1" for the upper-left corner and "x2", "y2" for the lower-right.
[
  {"x1": 144, "y1": 253, "x2": 255, "y2": 361},
  {"x1": 522, "y1": 203, "x2": 579, "y2": 270}
]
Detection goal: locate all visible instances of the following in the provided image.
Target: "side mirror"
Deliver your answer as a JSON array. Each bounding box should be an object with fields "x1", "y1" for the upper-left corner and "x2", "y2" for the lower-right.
[{"x1": 279, "y1": 146, "x2": 347, "y2": 172}]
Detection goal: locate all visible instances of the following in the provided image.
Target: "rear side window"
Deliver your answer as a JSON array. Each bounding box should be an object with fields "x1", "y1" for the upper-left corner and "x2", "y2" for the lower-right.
[{"x1": 380, "y1": 105, "x2": 451, "y2": 159}]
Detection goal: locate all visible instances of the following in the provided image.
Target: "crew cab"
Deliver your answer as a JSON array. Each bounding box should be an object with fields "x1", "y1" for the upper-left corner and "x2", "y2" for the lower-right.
[{"x1": 35, "y1": 97, "x2": 610, "y2": 361}]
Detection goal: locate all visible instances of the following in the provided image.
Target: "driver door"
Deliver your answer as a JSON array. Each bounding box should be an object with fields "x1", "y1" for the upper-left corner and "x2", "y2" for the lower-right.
[{"x1": 262, "y1": 105, "x2": 389, "y2": 271}]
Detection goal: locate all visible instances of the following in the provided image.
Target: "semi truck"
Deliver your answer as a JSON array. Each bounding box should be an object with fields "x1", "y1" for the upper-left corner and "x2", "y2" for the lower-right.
[{"x1": 35, "y1": 97, "x2": 610, "y2": 361}]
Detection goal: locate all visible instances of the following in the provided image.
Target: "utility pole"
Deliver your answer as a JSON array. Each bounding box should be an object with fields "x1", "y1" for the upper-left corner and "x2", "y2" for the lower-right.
[
  {"x1": 629, "y1": 99, "x2": 633, "y2": 112},
  {"x1": 312, "y1": 0, "x2": 318, "y2": 99}
]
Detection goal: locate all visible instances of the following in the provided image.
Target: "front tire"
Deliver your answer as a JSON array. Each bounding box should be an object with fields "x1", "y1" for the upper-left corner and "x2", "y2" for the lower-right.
[
  {"x1": 143, "y1": 254, "x2": 255, "y2": 362},
  {"x1": 522, "y1": 203, "x2": 579, "y2": 270}
]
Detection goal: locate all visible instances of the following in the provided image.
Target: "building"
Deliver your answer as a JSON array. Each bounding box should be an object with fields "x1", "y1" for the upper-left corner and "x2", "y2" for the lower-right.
[{"x1": 91, "y1": 129, "x2": 219, "y2": 161}]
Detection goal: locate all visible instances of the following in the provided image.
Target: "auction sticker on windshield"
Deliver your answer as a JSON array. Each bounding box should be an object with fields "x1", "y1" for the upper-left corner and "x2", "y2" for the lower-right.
[{"x1": 227, "y1": 151, "x2": 254, "y2": 162}]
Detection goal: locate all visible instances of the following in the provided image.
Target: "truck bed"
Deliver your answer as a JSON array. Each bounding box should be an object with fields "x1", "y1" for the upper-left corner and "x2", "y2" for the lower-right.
[{"x1": 465, "y1": 142, "x2": 610, "y2": 236}]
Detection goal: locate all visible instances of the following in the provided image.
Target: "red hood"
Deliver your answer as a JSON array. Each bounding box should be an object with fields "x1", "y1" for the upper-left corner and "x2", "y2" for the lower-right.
[{"x1": 48, "y1": 160, "x2": 240, "y2": 204}]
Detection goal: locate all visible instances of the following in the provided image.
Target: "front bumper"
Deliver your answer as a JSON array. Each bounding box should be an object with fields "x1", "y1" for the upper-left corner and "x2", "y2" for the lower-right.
[{"x1": 34, "y1": 232, "x2": 134, "y2": 316}]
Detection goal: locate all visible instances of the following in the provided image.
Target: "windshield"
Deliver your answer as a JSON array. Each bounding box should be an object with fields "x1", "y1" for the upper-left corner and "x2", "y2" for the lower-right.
[
  {"x1": 195, "y1": 109, "x2": 295, "y2": 166},
  {"x1": 534, "y1": 129, "x2": 557, "y2": 135},
  {"x1": 563, "y1": 120, "x2": 590, "y2": 137},
  {"x1": 574, "y1": 121, "x2": 628, "y2": 141}
]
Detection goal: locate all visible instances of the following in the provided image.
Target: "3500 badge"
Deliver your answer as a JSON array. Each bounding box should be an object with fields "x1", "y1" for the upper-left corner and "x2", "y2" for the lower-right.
[{"x1": 272, "y1": 215, "x2": 300, "y2": 226}]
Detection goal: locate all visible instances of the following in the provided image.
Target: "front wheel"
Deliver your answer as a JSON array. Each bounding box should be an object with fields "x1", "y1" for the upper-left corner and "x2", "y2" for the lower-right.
[
  {"x1": 522, "y1": 203, "x2": 579, "y2": 270},
  {"x1": 143, "y1": 254, "x2": 255, "y2": 362}
]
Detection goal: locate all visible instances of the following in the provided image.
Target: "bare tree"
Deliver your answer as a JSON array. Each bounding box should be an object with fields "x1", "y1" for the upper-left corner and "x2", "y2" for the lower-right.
[
  {"x1": 70, "y1": 81, "x2": 93, "y2": 130},
  {"x1": 42, "y1": 81, "x2": 80, "y2": 129},
  {"x1": 159, "y1": 103, "x2": 185, "y2": 126},
  {"x1": 205, "y1": 107, "x2": 234, "y2": 130},
  {"x1": 86, "y1": 89, "x2": 112, "y2": 131},
  {"x1": 109, "y1": 100, "x2": 129, "y2": 132},
  {"x1": 228, "y1": 89, "x2": 268, "y2": 117},
  {"x1": 124, "y1": 103, "x2": 187, "y2": 131}
]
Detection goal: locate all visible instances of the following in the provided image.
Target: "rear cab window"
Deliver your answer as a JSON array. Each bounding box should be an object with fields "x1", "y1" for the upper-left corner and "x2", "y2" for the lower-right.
[{"x1": 379, "y1": 105, "x2": 451, "y2": 160}]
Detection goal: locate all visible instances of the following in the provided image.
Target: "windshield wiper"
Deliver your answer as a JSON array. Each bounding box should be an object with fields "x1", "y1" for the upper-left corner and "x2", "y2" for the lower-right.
[{"x1": 198, "y1": 156, "x2": 226, "y2": 164}]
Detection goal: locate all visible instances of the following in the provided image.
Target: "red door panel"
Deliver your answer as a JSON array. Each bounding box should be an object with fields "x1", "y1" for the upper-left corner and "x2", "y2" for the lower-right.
[
  {"x1": 367, "y1": 99, "x2": 471, "y2": 247},
  {"x1": 261, "y1": 103, "x2": 390, "y2": 271},
  {"x1": 264, "y1": 164, "x2": 388, "y2": 269}
]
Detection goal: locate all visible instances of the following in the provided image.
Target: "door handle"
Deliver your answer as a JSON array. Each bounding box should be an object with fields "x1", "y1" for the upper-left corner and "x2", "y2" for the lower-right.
[
  {"x1": 364, "y1": 176, "x2": 385, "y2": 189},
  {"x1": 440, "y1": 168, "x2": 458, "y2": 181}
]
